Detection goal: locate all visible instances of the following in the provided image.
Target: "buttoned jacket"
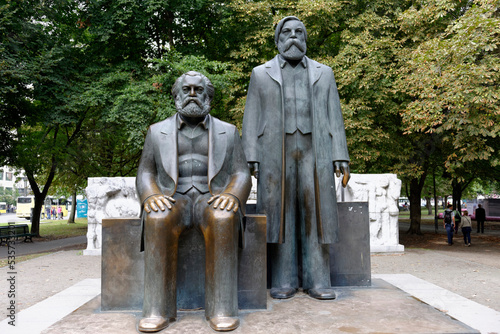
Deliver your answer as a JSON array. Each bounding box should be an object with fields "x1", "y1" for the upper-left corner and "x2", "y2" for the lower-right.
[
  {"x1": 242, "y1": 55, "x2": 349, "y2": 244},
  {"x1": 137, "y1": 114, "x2": 251, "y2": 249}
]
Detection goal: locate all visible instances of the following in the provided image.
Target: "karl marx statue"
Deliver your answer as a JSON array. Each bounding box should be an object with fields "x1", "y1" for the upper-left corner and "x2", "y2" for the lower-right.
[
  {"x1": 136, "y1": 71, "x2": 251, "y2": 332},
  {"x1": 242, "y1": 16, "x2": 350, "y2": 300}
]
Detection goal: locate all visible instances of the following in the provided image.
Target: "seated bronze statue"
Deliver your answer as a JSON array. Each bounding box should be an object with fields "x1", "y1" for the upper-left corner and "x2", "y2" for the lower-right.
[{"x1": 136, "y1": 71, "x2": 251, "y2": 332}]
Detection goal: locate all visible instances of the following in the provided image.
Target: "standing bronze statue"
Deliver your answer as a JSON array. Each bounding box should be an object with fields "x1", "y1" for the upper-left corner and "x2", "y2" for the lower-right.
[
  {"x1": 136, "y1": 71, "x2": 251, "y2": 332},
  {"x1": 242, "y1": 16, "x2": 350, "y2": 300}
]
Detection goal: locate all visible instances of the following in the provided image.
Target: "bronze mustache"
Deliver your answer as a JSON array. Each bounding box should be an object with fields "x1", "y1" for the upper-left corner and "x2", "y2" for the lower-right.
[
  {"x1": 183, "y1": 98, "x2": 203, "y2": 108},
  {"x1": 284, "y1": 39, "x2": 305, "y2": 52}
]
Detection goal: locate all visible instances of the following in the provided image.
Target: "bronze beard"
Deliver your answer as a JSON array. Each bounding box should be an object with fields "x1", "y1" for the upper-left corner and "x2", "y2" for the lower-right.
[
  {"x1": 176, "y1": 96, "x2": 211, "y2": 118},
  {"x1": 278, "y1": 39, "x2": 307, "y2": 61}
]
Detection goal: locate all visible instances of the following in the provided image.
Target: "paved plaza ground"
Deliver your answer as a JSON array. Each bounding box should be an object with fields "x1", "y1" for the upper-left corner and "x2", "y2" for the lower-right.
[{"x1": 0, "y1": 220, "x2": 499, "y2": 333}]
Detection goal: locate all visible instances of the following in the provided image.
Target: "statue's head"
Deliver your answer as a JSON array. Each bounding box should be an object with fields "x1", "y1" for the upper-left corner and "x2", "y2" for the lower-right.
[
  {"x1": 172, "y1": 71, "x2": 214, "y2": 118},
  {"x1": 275, "y1": 16, "x2": 307, "y2": 61}
]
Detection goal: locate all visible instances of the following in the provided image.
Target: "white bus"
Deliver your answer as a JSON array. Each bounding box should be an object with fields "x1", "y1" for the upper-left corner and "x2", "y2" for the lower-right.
[{"x1": 16, "y1": 196, "x2": 35, "y2": 219}]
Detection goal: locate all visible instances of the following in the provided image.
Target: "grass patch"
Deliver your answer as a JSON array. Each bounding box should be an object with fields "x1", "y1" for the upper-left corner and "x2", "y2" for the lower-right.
[
  {"x1": 0, "y1": 252, "x2": 51, "y2": 268},
  {"x1": 0, "y1": 218, "x2": 88, "y2": 240},
  {"x1": 399, "y1": 208, "x2": 443, "y2": 218},
  {"x1": 36, "y1": 218, "x2": 88, "y2": 239}
]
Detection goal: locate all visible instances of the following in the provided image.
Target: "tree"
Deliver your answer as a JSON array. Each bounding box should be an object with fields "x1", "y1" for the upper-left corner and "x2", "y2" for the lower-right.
[
  {"x1": 0, "y1": 0, "x2": 92, "y2": 236},
  {"x1": 421, "y1": 165, "x2": 452, "y2": 214},
  {"x1": 398, "y1": 0, "x2": 500, "y2": 210},
  {"x1": 1, "y1": 1, "x2": 241, "y2": 234}
]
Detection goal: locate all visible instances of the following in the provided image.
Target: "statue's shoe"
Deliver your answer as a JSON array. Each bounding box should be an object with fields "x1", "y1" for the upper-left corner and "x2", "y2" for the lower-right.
[
  {"x1": 208, "y1": 316, "x2": 240, "y2": 331},
  {"x1": 270, "y1": 287, "x2": 297, "y2": 299},
  {"x1": 307, "y1": 287, "x2": 337, "y2": 300},
  {"x1": 138, "y1": 316, "x2": 169, "y2": 332}
]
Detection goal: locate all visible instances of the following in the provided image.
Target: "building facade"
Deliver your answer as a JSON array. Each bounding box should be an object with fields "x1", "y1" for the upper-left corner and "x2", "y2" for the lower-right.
[{"x1": 0, "y1": 166, "x2": 29, "y2": 196}]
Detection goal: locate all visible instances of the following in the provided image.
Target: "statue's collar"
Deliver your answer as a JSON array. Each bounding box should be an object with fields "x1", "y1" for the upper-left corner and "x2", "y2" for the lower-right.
[
  {"x1": 278, "y1": 54, "x2": 307, "y2": 68},
  {"x1": 176, "y1": 113, "x2": 210, "y2": 130}
]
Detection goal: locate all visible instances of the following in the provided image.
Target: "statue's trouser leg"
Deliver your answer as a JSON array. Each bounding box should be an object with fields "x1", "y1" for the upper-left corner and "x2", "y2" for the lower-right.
[
  {"x1": 196, "y1": 196, "x2": 239, "y2": 319},
  {"x1": 143, "y1": 195, "x2": 191, "y2": 320},
  {"x1": 270, "y1": 132, "x2": 299, "y2": 289},
  {"x1": 271, "y1": 132, "x2": 331, "y2": 290},
  {"x1": 296, "y1": 133, "x2": 331, "y2": 290}
]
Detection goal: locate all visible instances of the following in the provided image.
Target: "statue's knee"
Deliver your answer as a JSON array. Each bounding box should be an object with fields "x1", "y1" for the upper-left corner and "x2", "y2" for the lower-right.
[
  {"x1": 205, "y1": 207, "x2": 238, "y2": 225},
  {"x1": 145, "y1": 209, "x2": 173, "y2": 224}
]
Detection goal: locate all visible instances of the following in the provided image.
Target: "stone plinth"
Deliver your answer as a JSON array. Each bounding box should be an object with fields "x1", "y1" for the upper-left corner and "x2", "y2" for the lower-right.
[
  {"x1": 247, "y1": 202, "x2": 371, "y2": 288},
  {"x1": 331, "y1": 202, "x2": 371, "y2": 286},
  {"x1": 84, "y1": 177, "x2": 140, "y2": 256}
]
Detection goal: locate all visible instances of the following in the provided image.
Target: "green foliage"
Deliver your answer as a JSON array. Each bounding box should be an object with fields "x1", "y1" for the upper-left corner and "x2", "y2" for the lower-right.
[
  {"x1": 465, "y1": 178, "x2": 500, "y2": 198},
  {"x1": 0, "y1": 0, "x2": 48, "y2": 158},
  {"x1": 151, "y1": 53, "x2": 240, "y2": 122},
  {"x1": 330, "y1": 2, "x2": 409, "y2": 173},
  {"x1": 1, "y1": 0, "x2": 92, "y2": 235},
  {"x1": 0, "y1": 188, "x2": 19, "y2": 206},
  {"x1": 397, "y1": 0, "x2": 500, "y2": 178}
]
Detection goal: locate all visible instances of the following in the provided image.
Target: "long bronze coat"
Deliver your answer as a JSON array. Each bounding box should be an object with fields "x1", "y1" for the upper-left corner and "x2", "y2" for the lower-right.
[
  {"x1": 242, "y1": 55, "x2": 349, "y2": 244},
  {"x1": 137, "y1": 114, "x2": 251, "y2": 249}
]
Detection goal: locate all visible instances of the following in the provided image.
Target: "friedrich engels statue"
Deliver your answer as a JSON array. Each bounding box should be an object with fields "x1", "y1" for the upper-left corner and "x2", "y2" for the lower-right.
[{"x1": 242, "y1": 16, "x2": 350, "y2": 300}]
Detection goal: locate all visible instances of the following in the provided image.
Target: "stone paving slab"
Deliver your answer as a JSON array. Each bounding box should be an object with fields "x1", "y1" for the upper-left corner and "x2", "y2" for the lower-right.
[
  {"x1": 0, "y1": 279, "x2": 100, "y2": 334},
  {"x1": 35, "y1": 278, "x2": 478, "y2": 334},
  {"x1": 375, "y1": 274, "x2": 500, "y2": 334}
]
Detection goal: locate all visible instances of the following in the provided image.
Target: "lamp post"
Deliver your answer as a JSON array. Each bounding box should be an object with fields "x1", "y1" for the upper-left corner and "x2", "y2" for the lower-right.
[{"x1": 23, "y1": 176, "x2": 27, "y2": 196}]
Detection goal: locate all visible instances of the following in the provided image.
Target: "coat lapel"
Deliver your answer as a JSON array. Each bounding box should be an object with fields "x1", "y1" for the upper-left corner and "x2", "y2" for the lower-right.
[
  {"x1": 159, "y1": 115, "x2": 178, "y2": 184},
  {"x1": 208, "y1": 116, "x2": 227, "y2": 187},
  {"x1": 306, "y1": 56, "x2": 322, "y2": 87},
  {"x1": 265, "y1": 56, "x2": 283, "y2": 86}
]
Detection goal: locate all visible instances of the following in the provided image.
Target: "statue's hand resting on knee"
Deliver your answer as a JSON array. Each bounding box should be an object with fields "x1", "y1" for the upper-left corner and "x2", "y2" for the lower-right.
[
  {"x1": 144, "y1": 194, "x2": 176, "y2": 213},
  {"x1": 208, "y1": 193, "x2": 239, "y2": 213}
]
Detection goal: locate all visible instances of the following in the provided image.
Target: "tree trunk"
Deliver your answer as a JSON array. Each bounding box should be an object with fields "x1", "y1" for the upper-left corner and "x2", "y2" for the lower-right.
[
  {"x1": 425, "y1": 196, "x2": 432, "y2": 215},
  {"x1": 452, "y1": 179, "x2": 463, "y2": 211},
  {"x1": 67, "y1": 190, "x2": 77, "y2": 224},
  {"x1": 433, "y1": 171, "x2": 438, "y2": 233},
  {"x1": 30, "y1": 195, "x2": 45, "y2": 237},
  {"x1": 26, "y1": 159, "x2": 56, "y2": 237},
  {"x1": 407, "y1": 176, "x2": 426, "y2": 235}
]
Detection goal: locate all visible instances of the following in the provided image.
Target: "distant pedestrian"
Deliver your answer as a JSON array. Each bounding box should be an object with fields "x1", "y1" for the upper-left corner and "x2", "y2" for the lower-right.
[
  {"x1": 46, "y1": 207, "x2": 51, "y2": 220},
  {"x1": 475, "y1": 204, "x2": 486, "y2": 233},
  {"x1": 459, "y1": 210, "x2": 472, "y2": 246},
  {"x1": 443, "y1": 204, "x2": 455, "y2": 245},
  {"x1": 52, "y1": 207, "x2": 56, "y2": 219},
  {"x1": 57, "y1": 206, "x2": 62, "y2": 219}
]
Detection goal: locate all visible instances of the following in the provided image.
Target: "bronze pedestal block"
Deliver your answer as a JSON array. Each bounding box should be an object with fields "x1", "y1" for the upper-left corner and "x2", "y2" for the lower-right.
[
  {"x1": 330, "y1": 202, "x2": 371, "y2": 286},
  {"x1": 101, "y1": 214, "x2": 267, "y2": 312},
  {"x1": 249, "y1": 201, "x2": 371, "y2": 289}
]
